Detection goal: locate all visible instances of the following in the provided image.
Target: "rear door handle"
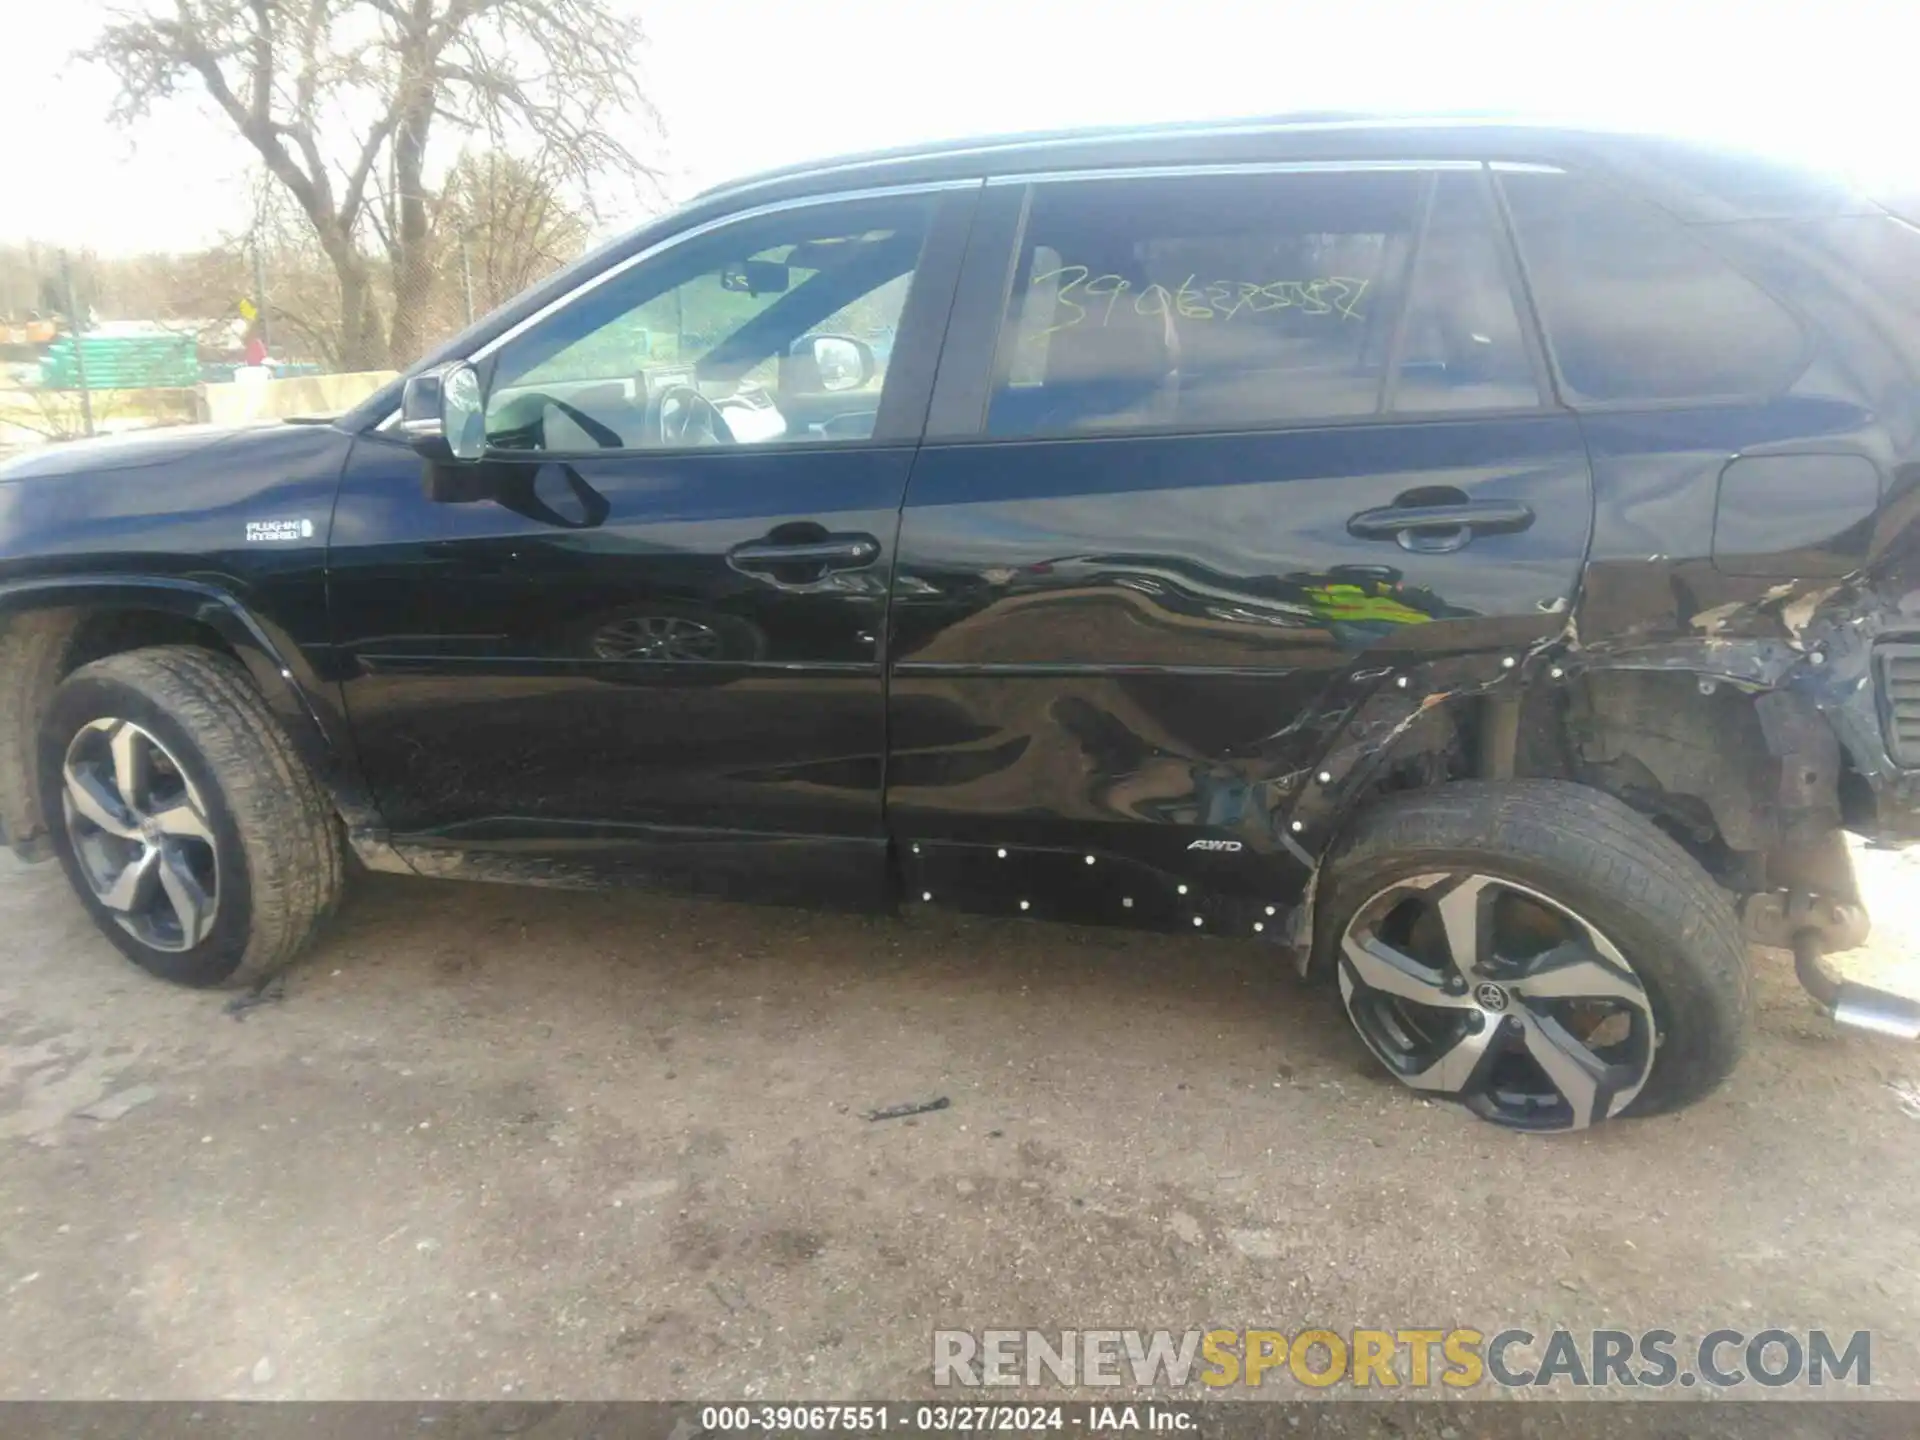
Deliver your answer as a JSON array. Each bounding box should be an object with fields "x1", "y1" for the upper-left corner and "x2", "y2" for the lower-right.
[
  {"x1": 1347, "y1": 500, "x2": 1536, "y2": 555},
  {"x1": 728, "y1": 535, "x2": 880, "y2": 571}
]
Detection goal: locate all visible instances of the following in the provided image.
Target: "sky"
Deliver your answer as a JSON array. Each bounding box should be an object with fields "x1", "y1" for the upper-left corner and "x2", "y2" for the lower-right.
[{"x1": 4, "y1": 0, "x2": 1918, "y2": 255}]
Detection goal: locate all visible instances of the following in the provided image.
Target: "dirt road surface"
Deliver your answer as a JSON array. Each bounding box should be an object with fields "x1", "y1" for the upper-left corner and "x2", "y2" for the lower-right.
[{"x1": 2, "y1": 841, "x2": 1918, "y2": 1408}]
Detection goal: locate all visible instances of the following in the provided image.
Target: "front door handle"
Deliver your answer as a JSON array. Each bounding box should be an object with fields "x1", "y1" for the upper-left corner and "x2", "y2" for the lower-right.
[
  {"x1": 728, "y1": 534, "x2": 880, "y2": 572},
  {"x1": 1346, "y1": 500, "x2": 1535, "y2": 555}
]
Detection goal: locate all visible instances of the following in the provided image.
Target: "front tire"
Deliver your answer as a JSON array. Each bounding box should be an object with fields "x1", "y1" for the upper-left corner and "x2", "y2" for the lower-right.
[
  {"x1": 1314, "y1": 780, "x2": 1751, "y2": 1132},
  {"x1": 38, "y1": 646, "x2": 345, "y2": 988}
]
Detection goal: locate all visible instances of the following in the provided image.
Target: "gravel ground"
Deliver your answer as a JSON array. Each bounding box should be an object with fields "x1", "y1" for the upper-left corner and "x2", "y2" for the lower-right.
[{"x1": 1, "y1": 840, "x2": 1918, "y2": 1409}]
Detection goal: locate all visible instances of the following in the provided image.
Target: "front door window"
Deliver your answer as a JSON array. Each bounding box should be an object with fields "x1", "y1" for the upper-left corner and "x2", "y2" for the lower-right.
[{"x1": 483, "y1": 194, "x2": 936, "y2": 452}]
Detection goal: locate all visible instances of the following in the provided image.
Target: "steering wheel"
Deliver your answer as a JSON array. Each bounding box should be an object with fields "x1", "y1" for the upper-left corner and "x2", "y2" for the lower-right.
[{"x1": 646, "y1": 384, "x2": 734, "y2": 448}]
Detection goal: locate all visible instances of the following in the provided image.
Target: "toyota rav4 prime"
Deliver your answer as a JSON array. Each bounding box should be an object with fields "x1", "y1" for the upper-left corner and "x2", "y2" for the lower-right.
[{"x1": 6, "y1": 116, "x2": 1920, "y2": 1133}]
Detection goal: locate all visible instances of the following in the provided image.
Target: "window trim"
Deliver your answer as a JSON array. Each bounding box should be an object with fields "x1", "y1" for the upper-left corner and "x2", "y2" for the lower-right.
[
  {"x1": 923, "y1": 403, "x2": 1587, "y2": 453},
  {"x1": 694, "y1": 118, "x2": 1546, "y2": 211},
  {"x1": 981, "y1": 159, "x2": 1485, "y2": 186},
  {"x1": 922, "y1": 183, "x2": 1031, "y2": 439},
  {"x1": 1484, "y1": 163, "x2": 1561, "y2": 409},
  {"x1": 1376, "y1": 170, "x2": 1440, "y2": 413},
  {"x1": 936, "y1": 159, "x2": 1557, "y2": 447}
]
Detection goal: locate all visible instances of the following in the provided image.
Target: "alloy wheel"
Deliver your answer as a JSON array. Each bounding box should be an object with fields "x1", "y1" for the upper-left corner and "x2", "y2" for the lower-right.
[
  {"x1": 1337, "y1": 872, "x2": 1656, "y2": 1131},
  {"x1": 60, "y1": 718, "x2": 220, "y2": 953}
]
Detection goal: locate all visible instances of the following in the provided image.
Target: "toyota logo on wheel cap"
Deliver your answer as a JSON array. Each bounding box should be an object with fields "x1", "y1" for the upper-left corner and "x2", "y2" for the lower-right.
[{"x1": 1474, "y1": 981, "x2": 1511, "y2": 1013}]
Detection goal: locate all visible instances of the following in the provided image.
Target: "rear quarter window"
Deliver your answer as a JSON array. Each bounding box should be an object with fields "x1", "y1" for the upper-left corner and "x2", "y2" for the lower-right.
[{"x1": 1500, "y1": 170, "x2": 1809, "y2": 406}]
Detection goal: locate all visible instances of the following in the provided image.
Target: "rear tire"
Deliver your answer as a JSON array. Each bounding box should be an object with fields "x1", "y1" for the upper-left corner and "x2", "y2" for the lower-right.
[
  {"x1": 38, "y1": 646, "x2": 344, "y2": 988},
  {"x1": 1314, "y1": 780, "x2": 1751, "y2": 1131}
]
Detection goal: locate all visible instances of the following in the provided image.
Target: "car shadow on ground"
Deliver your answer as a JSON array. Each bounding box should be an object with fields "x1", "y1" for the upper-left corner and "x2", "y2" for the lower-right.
[{"x1": 317, "y1": 867, "x2": 1394, "y2": 1087}]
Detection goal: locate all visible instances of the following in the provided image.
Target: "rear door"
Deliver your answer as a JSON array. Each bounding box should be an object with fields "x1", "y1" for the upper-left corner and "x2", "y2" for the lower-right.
[{"x1": 886, "y1": 162, "x2": 1592, "y2": 930}]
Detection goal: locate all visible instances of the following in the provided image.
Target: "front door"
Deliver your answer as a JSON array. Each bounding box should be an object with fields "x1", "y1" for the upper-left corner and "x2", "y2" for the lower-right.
[
  {"x1": 887, "y1": 164, "x2": 1593, "y2": 929},
  {"x1": 328, "y1": 184, "x2": 975, "y2": 905}
]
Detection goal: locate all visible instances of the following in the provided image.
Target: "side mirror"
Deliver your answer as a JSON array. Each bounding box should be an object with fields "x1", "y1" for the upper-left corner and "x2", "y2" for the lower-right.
[
  {"x1": 785, "y1": 334, "x2": 875, "y2": 395},
  {"x1": 399, "y1": 361, "x2": 485, "y2": 462}
]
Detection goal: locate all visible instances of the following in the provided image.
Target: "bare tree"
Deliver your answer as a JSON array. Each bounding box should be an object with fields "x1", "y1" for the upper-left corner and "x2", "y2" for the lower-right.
[
  {"x1": 238, "y1": 172, "x2": 368, "y2": 366},
  {"x1": 0, "y1": 244, "x2": 76, "y2": 323},
  {"x1": 87, "y1": 0, "x2": 660, "y2": 370},
  {"x1": 438, "y1": 149, "x2": 592, "y2": 315}
]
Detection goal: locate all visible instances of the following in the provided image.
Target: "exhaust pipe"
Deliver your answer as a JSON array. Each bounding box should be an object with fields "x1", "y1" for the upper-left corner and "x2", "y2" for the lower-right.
[{"x1": 1793, "y1": 930, "x2": 1920, "y2": 1040}]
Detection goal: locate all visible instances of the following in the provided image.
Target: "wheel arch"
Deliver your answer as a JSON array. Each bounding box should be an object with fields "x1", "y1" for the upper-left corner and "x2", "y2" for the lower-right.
[
  {"x1": 0, "y1": 576, "x2": 368, "y2": 860},
  {"x1": 1284, "y1": 642, "x2": 1860, "y2": 974}
]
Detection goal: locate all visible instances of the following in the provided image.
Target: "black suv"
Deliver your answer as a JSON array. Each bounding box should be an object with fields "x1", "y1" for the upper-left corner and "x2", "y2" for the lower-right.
[{"x1": 6, "y1": 116, "x2": 1920, "y2": 1133}]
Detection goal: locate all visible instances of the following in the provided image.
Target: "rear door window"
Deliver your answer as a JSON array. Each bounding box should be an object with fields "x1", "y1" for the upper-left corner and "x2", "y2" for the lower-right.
[
  {"x1": 1500, "y1": 169, "x2": 1809, "y2": 405},
  {"x1": 985, "y1": 168, "x2": 1541, "y2": 438},
  {"x1": 988, "y1": 169, "x2": 1420, "y2": 436}
]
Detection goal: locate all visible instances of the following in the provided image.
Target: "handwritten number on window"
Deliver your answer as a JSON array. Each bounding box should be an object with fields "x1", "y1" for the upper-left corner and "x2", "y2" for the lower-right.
[{"x1": 1028, "y1": 265, "x2": 1371, "y2": 340}]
